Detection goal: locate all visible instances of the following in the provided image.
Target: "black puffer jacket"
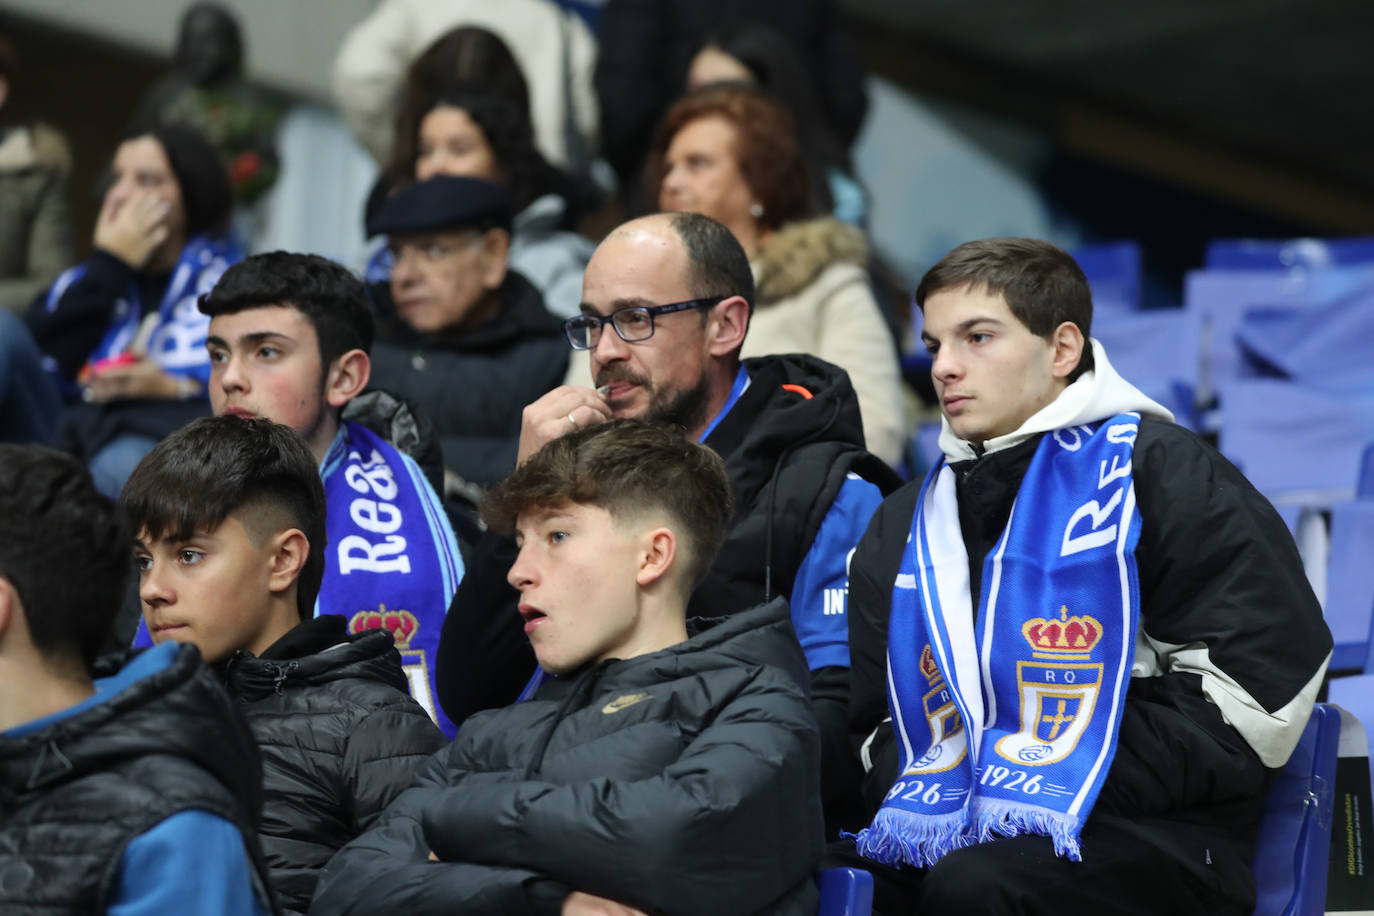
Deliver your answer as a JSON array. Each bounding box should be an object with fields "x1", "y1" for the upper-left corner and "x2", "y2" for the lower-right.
[
  {"x1": 221, "y1": 615, "x2": 447, "y2": 915},
  {"x1": 0, "y1": 643, "x2": 273, "y2": 914},
  {"x1": 367, "y1": 270, "x2": 570, "y2": 487},
  {"x1": 849, "y1": 418, "x2": 1331, "y2": 872},
  {"x1": 311, "y1": 599, "x2": 825, "y2": 915}
]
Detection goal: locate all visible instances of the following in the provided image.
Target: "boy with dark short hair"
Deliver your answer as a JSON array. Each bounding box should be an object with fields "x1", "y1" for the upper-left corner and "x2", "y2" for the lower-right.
[
  {"x1": 197, "y1": 251, "x2": 465, "y2": 736},
  {"x1": 0, "y1": 443, "x2": 272, "y2": 915},
  {"x1": 123, "y1": 416, "x2": 446, "y2": 915},
  {"x1": 312, "y1": 420, "x2": 825, "y2": 915}
]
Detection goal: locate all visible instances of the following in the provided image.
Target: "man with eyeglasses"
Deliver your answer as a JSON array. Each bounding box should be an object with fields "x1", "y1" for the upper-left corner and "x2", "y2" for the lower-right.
[
  {"x1": 436, "y1": 210, "x2": 902, "y2": 838},
  {"x1": 366, "y1": 175, "x2": 570, "y2": 488}
]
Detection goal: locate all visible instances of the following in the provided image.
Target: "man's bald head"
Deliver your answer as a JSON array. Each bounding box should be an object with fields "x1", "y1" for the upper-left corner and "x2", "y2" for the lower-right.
[{"x1": 601, "y1": 212, "x2": 754, "y2": 320}]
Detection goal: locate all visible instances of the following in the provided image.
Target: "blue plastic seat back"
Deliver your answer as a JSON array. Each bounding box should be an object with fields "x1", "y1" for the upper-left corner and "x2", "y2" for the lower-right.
[
  {"x1": 1183, "y1": 265, "x2": 1374, "y2": 397},
  {"x1": 1094, "y1": 309, "x2": 1201, "y2": 429},
  {"x1": 817, "y1": 867, "x2": 874, "y2": 916},
  {"x1": 1325, "y1": 503, "x2": 1374, "y2": 672},
  {"x1": 1236, "y1": 284, "x2": 1374, "y2": 394},
  {"x1": 1217, "y1": 380, "x2": 1374, "y2": 505},
  {"x1": 1072, "y1": 241, "x2": 1143, "y2": 312},
  {"x1": 1250, "y1": 704, "x2": 1340, "y2": 916},
  {"x1": 1206, "y1": 237, "x2": 1374, "y2": 271}
]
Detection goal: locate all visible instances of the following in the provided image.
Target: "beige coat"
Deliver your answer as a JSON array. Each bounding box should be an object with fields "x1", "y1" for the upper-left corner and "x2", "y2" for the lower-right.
[
  {"x1": 0, "y1": 124, "x2": 73, "y2": 314},
  {"x1": 331, "y1": 0, "x2": 600, "y2": 171},
  {"x1": 742, "y1": 219, "x2": 906, "y2": 467}
]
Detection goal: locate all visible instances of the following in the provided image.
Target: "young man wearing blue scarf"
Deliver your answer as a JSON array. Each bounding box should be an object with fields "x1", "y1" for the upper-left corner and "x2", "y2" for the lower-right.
[
  {"x1": 838, "y1": 238, "x2": 1332, "y2": 915},
  {"x1": 195, "y1": 252, "x2": 465, "y2": 736}
]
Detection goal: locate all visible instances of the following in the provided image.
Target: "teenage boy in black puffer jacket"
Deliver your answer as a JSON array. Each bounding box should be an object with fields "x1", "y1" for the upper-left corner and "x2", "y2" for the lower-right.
[
  {"x1": 122, "y1": 416, "x2": 447, "y2": 915},
  {"x1": 311, "y1": 419, "x2": 825, "y2": 916}
]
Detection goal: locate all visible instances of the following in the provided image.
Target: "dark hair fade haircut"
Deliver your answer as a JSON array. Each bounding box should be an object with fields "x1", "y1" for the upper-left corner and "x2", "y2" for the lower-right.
[
  {"x1": 668, "y1": 211, "x2": 755, "y2": 319},
  {"x1": 200, "y1": 251, "x2": 375, "y2": 370},
  {"x1": 914, "y1": 238, "x2": 1096, "y2": 381},
  {"x1": 121, "y1": 417, "x2": 327, "y2": 621},
  {"x1": 0, "y1": 445, "x2": 131, "y2": 673},
  {"x1": 481, "y1": 420, "x2": 733, "y2": 597}
]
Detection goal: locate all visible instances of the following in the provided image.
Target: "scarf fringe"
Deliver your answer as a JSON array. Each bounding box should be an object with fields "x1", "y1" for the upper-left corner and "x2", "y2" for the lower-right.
[
  {"x1": 847, "y1": 807, "x2": 970, "y2": 868},
  {"x1": 971, "y1": 799, "x2": 1084, "y2": 862}
]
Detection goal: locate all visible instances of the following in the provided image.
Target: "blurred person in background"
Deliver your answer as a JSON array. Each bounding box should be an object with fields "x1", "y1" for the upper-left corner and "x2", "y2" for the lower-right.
[
  {"x1": 24, "y1": 124, "x2": 240, "y2": 497},
  {"x1": 366, "y1": 176, "x2": 569, "y2": 490},
  {"x1": 333, "y1": 0, "x2": 598, "y2": 176},
  {"x1": 367, "y1": 27, "x2": 594, "y2": 318},
  {"x1": 596, "y1": 0, "x2": 868, "y2": 207},
  {"x1": 685, "y1": 21, "x2": 866, "y2": 226},
  {"x1": 647, "y1": 85, "x2": 904, "y2": 466},
  {"x1": 0, "y1": 33, "x2": 74, "y2": 314},
  {"x1": 127, "y1": 3, "x2": 281, "y2": 211}
]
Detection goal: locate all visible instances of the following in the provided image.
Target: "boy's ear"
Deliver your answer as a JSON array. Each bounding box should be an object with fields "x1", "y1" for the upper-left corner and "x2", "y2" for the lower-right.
[
  {"x1": 325, "y1": 349, "x2": 371, "y2": 409},
  {"x1": 635, "y1": 526, "x2": 678, "y2": 588},
  {"x1": 1049, "y1": 321, "x2": 1085, "y2": 381},
  {"x1": 266, "y1": 529, "x2": 310, "y2": 596}
]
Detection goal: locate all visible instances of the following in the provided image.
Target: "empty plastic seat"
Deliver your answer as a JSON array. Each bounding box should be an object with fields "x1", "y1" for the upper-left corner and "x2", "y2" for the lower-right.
[
  {"x1": 1249, "y1": 703, "x2": 1340, "y2": 916},
  {"x1": 817, "y1": 867, "x2": 874, "y2": 916},
  {"x1": 1072, "y1": 241, "x2": 1143, "y2": 312},
  {"x1": 1206, "y1": 237, "x2": 1374, "y2": 271},
  {"x1": 1094, "y1": 309, "x2": 1201, "y2": 429},
  {"x1": 1236, "y1": 285, "x2": 1374, "y2": 394},
  {"x1": 1323, "y1": 503, "x2": 1374, "y2": 671},
  {"x1": 1218, "y1": 380, "x2": 1374, "y2": 505}
]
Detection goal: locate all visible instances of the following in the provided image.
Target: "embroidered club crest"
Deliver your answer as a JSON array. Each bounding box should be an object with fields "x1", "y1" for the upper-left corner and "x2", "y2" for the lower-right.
[
  {"x1": 995, "y1": 606, "x2": 1104, "y2": 766},
  {"x1": 904, "y1": 644, "x2": 967, "y2": 774}
]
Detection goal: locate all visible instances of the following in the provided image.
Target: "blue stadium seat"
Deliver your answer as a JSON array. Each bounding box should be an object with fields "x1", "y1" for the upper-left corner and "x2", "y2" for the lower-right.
[
  {"x1": 1324, "y1": 503, "x2": 1374, "y2": 671},
  {"x1": 1250, "y1": 703, "x2": 1340, "y2": 916},
  {"x1": 1217, "y1": 380, "x2": 1374, "y2": 504},
  {"x1": 1094, "y1": 309, "x2": 1201, "y2": 429},
  {"x1": 818, "y1": 867, "x2": 874, "y2": 916},
  {"x1": 1071, "y1": 241, "x2": 1143, "y2": 312},
  {"x1": 1183, "y1": 265, "x2": 1374, "y2": 399},
  {"x1": 1206, "y1": 237, "x2": 1374, "y2": 271},
  {"x1": 1358, "y1": 443, "x2": 1374, "y2": 500},
  {"x1": 1235, "y1": 285, "x2": 1374, "y2": 393}
]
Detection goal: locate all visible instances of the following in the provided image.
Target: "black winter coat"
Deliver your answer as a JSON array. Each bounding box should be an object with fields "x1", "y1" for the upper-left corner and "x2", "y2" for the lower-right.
[
  {"x1": 367, "y1": 270, "x2": 569, "y2": 487},
  {"x1": 0, "y1": 643, "x2": 274, "y2": 914},
  {"x1": 848, "y1": 418, "x2": 1332, "y2": 873},
  {"x1": 222, "y1": 615, "x2": 447, "y2": 915},
  {"x1": 311, "y1": 599, "x2": 825, "y2": 915},
  {"x1": 434, "y1": 354, "x2": 900, "y2": 831}
]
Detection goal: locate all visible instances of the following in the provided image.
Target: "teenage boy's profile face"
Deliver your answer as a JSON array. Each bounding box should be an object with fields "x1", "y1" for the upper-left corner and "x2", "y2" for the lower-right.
[
  {"x1": 506, "y1": 502, "x2": 647, "y2": 675},
  {"x1": 207, "y1": 306, "x2": 331, "y2": 454},
  {"x1": 920, "y1": 285, "x2": 1065, "y2": 444},
  {"x1": 136, "y1": 514, "x2": 288, "y2": 663}
]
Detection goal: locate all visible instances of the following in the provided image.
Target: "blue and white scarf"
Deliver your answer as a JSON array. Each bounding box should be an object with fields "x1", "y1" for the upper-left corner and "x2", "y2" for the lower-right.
[
  {"x1": 855, "y1": 413, "x2": 1142, "y2": 866},
  {"x1": 320, "y1": 421, "x2": 465, "y2": 737},
  {"x1": 48, "y1": 234, "x2": 242, "y2": 385}
]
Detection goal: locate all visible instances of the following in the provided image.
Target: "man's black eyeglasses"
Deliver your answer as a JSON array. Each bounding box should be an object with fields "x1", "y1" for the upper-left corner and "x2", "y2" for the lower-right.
[{"x1": 562, "y1": 297, "x2": 724, "y2": 350}]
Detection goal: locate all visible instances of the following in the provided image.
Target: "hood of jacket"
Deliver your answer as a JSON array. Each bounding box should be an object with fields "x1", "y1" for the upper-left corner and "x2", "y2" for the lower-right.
[
  {"x1": 221, "y1": 614, "x2": 409, "y2": 703},
  {"x1": 513, "y1": 192, "x2": 572, "y2": 238},
  {"x1": 342, "y1": 388, "x2": 446, "y2": 496},
  {"x1": 938, "y1": 339, "x2": 1174, "y2": 462},
  {"x1": 753, "y1": 217, "x2": 868, "y2": 305},
  {"x1": 0, "y1": 643, "x2": 261, "y2": 817}
]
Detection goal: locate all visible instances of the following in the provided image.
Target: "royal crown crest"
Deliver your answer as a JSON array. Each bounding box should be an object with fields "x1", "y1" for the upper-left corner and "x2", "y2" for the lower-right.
[
  {"x1": 919, "y1": 644, "x2": 941, "y2": 680},
  {"x1": 1022, "y1": 605, "x2": 1102, "y2": 658},
  {"x1": 349, "y1": 604, "x2": 419, "y2": 647}
]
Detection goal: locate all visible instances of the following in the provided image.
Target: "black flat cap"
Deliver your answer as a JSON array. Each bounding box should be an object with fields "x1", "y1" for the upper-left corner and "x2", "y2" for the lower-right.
[{"x1": 366, "y1": 176, "x2": 514, "y2": 237}]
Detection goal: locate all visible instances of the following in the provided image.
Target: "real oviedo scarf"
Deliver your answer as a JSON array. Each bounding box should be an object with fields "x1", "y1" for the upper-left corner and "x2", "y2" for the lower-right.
[
  {"x1": 47, "y1": 233, "x2": 242, "y2": 385},
  {"x1": 855, "y1": 413, "x2": 1143, "y2": 867},
  {"x1": 319, "y1": 421, "x2": 465, "y2": 737}
]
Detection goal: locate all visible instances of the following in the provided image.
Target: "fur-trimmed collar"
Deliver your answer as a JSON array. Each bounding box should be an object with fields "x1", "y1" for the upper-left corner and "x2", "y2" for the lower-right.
[{"x1": 752, "y1": 217, "x2": 868, "y2": 304}]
